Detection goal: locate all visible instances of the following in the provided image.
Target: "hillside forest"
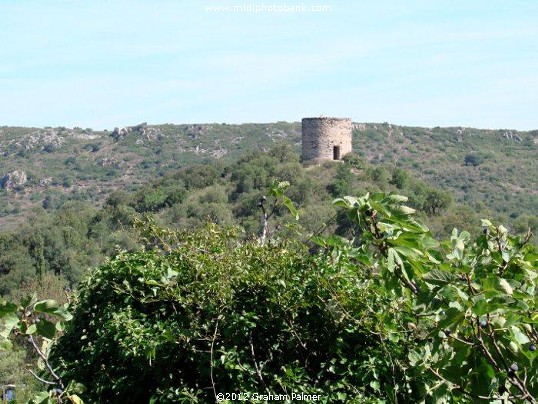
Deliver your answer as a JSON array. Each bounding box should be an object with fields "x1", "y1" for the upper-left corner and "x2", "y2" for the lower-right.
[{"x1": 0, "y1": 122, "x2": 536, "y2": 402}]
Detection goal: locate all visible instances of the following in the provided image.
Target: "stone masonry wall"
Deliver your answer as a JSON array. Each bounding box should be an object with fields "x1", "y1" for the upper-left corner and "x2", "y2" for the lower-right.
[{"x1": 301, "y1": 117, "x2": 352, "y2": 162}]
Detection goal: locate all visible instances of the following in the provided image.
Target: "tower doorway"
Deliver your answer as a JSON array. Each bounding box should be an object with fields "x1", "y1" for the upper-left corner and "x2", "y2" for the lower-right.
[{"x1": 333, "y1": 146, "x2": 341, "y2": 160}]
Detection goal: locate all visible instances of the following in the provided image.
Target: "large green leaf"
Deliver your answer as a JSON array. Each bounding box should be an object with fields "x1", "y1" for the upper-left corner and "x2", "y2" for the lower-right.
[
  {"x1": 26, "y1": 324, "x2": 37, "y2": 335},
  {"x1": 387, "y1": 248, "x2": 399, "y2": 273},
  {"x1": 438, "y1": 307, "x2": 465, "y2": 330},
  {"x1": 471, "y1": 298, "x2": 488, "y2": 316},
  {"x1": 511, "y1": 326, "x2": 530, "y2": 345},
  {"x1": 20, "y1": 292, "x2": 38, "y2": 308},
  {"x1": 282, "y1": 195, "x2": 299, "y2": 220},
  {"x1": 423, "y1": 269, "x2": 457, "y2": 286},
  {"x1": 393, "y1": 205, "x2": 416, "y2": 215},
  {"x1": 332, "y1": 196, "x2": 358, "y2": 208},
  {"x1": 498, "y1": 278, "x2": 513, "y2": 295},
  {"x1": 382, "y1": 194, "x2": 408, "y2": 203},
  {"x1": 28, "y1": 391, "x2": 51, "y2": 404},
  {"x1": 0, "y1": 300, "x2": 18, "y2": 318},
  {"x1": 34, "y1": 300, "x2": 73, "y2": 321},
  {"x1": 393, "y1": 245, "x2": 423, "y2": 260},
  {"x1": 36, "y1": 319, "x2": 57, "y2": 339},
  {"x1": 68, "y1": 395, "x2": 84, "y2": 404},
  {"x1": 0, "y1": 312, "x2": 19, "y2": 339}
]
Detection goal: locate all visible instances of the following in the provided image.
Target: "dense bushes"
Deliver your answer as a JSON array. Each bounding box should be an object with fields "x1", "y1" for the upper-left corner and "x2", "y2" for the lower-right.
[
  {"x1": 41, "y1": 192, "x2": 538, "y2": 403},
  {"x1": 1, "y1": 189, "x2": 537, "y2": 402},
  {"x1": 50, "y1": 222, "x2": 418, "y2": 403},
  {"x1": 0, "y1": 144, "x2": 535, "y2": 310}
]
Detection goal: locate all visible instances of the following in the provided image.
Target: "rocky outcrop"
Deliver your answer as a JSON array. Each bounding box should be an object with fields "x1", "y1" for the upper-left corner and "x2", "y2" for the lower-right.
[
  {"x1": 111, "y1": 122, "x2": 164, "y2": 142},
  {"x1": 12, "y1": 129, "x2": 64, "y2": 151},
  {"x1": 112, "y1": 122, "x2": 147, "y2": 139},
  {"x1": 95, "y1": 157, "x2": 120, "y2": 168},
  {"x1": 2, "y1": 127, "x2": 103, "y2": 156},
  {"x1": 1, "y1": 170, "x2": 27, "y2": 190},
  {"x1": 39, "y1": 177, "x2": 52, "y2": 187},
  {"x1": 502, "y1": 131, "x2": 522, "y2": 142}
]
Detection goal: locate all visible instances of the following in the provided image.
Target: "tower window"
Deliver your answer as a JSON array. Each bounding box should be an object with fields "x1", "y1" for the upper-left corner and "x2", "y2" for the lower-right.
[{"x1": 333, "y1": 146, "x2": 341, "y2": 160}]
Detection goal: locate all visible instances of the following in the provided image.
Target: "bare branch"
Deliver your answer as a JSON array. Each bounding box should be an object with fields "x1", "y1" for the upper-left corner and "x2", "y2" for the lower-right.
[
  {"x1": 28, "y1": 335, "x2": 64, "y2": 390},
  {"x1": 249, "y1": 333, "x2": 270, "y2": 395},
  {"x1": 27, "y1": 369, "x2": 56, "y2": 385},
  {"x1": 210, "y1": 319, "x2": 219, "y2": 402}
]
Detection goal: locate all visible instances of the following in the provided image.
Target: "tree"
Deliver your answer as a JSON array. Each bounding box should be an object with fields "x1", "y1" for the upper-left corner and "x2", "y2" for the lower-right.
[
  {"x1": 389, "y1": 168, "x2": 409, "y2": 189},
  {"x1": 464, "y1": 154, "x2": 484, "y2": 166},
  {"x1": 333, "y1": 193, "x2": 537, "y2": 402},
  {"x1": 327, "y1": 164, "x2": 353, "y2": 197},
  {"x1": 46, "y1": 220, "x2": 418, "y2": 403},
  {"x1": 369, "y1": 166, "x2": 391, "y2": 185},
  {"x1": 133, "y1": 189, "x2": 168, "y2": 212},
  {"x1": 1, "y1": 191, "x2": 536, "y2": 403},
  {"x1": 341, "y1": 153, "x2": 366, "y2": 169},
  {"x1": 178, "y1": 164, "x2": 220, "y2": 190},
  {"x1": 422, "y1": 188, "x2": 452, "y2": 215}
]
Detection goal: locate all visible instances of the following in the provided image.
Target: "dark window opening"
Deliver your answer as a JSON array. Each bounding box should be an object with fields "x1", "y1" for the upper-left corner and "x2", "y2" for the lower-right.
[{"x1": 333, "y1": 146, "x2": 341, "y2": 160}]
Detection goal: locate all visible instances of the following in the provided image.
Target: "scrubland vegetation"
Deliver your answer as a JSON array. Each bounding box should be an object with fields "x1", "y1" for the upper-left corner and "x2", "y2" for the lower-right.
[{"x1": 0, "y1": 122, "x2": 536, "y2": 402}]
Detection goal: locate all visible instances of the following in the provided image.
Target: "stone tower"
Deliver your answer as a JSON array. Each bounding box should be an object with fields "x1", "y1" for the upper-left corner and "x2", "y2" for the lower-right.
[{"x1": 301, "y1": 117, "x2": 352, "y2": 162}]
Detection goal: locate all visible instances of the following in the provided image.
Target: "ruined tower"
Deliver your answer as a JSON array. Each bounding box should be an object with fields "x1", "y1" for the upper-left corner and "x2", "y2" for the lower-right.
[{"x1": 301, "y1": 117, "x2": 352, "y2": 162}]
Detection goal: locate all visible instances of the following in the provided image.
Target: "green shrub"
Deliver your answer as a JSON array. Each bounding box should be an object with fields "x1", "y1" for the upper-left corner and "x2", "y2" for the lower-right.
[{"x1": 49, "y1": 222, "x2": 418, "y2": 403}]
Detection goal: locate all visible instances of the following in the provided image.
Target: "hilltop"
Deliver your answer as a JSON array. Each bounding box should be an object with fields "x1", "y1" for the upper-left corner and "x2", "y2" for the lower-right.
[{"x1": 0, "y1": 122, "x2": 535, "y2": 230}]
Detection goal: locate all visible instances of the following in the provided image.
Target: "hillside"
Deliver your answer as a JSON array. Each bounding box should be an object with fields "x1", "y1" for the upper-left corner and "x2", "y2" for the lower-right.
[
  {"x1": 0, "y1": 122, "x2": 535, "y2": 230},
  {"x1": 354, "y1": 123, "x2": 537, "y2": 221},
  {"x1": 0, "y1": 122, "x2": 301, "y2": 228}
]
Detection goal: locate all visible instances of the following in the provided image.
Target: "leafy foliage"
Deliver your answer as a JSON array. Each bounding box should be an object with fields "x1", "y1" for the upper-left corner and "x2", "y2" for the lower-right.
[
  {"x1": 0, "y1": 122, "x2": 535, "y2": 235},
  {"x1": 333, "y1": 193, "x2": 537, "y2": 401},
  {"x1": 0, "y1": 188, "x2": 536, "y2": 403},
  {"x1": 48, "y1": 221, "x2": 419, "y2": 402},
  {"x1": 0, "y1": 122, "x2": 536, "y2": 402},
  {"x1": 0, "y1": 292, "x2": 82, "y2": 403}
]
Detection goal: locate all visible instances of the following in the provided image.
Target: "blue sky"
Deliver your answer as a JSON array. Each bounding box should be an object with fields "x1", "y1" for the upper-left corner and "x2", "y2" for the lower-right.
[{"x1": 0, "y1": 0, "x2": 536, "y2": 130}]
